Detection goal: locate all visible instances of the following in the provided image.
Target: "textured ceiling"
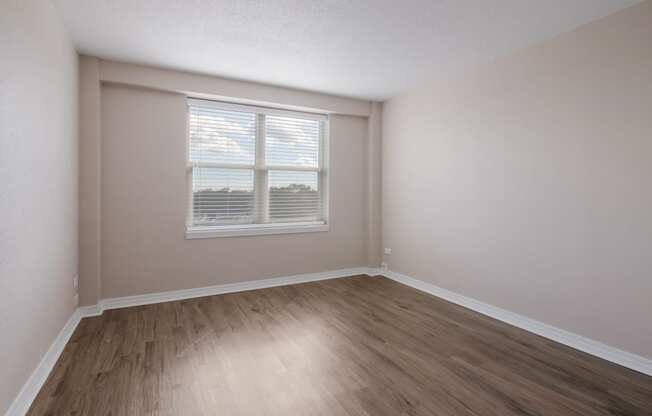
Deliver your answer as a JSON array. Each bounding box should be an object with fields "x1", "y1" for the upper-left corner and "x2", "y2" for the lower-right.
[{"x1": 53, "y1": 0, "x2": 640, "y2": 100}]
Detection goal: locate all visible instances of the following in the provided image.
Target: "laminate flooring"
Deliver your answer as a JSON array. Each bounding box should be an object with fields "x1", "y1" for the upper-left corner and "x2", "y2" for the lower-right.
[{"x1": 28, "y1": 275, "x2": 652, "y2": 415}]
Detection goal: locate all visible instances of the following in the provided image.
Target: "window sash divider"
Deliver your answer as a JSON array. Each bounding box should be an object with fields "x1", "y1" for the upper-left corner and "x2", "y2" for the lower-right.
[
  {"x1": 254, "y1": 113, "x2": 269, "y2": 224},
  {"x1": 264, "y1": 165, "x2": 321, "y2": 172},
  {"x1": 188, "y1": 161, "x2": 255, "y2": 170},
  {"x1": 187, "y1": 163, "x2": 321, "y2": 173}
]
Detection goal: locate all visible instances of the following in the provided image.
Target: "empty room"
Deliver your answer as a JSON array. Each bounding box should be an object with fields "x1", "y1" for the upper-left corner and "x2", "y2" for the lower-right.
[{"x1": 2, "y1": 0, "x2": 652, "y2": 415}]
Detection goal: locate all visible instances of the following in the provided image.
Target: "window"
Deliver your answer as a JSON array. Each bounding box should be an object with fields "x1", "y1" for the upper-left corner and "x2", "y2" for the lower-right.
[{"x1": 186, "y1": 98, "x2": 329, "y2": 238}]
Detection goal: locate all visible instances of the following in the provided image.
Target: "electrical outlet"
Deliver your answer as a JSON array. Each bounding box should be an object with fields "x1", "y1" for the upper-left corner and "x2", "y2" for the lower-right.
[
  {"x1": 73, "y1": 275, "x2": 79, "y2": 291},
  {"x1": 384, "y1": 247, "x2": 392, "y2": 255},
  {"x1": 73, "y1": 293, "x2": 79, "y2": 307},
  {"x1": 381, "y1": 262, "x2": 388, "y2": 271}
]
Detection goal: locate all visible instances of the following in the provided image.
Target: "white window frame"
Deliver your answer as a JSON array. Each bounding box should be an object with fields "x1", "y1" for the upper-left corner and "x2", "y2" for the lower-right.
[{"x1": 185, "y1": 98, "x2": 330, "y2": 239}]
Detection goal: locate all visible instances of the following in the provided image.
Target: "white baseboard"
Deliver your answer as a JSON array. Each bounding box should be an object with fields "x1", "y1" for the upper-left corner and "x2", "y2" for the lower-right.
[
  {"x1": 380, "y1": 269, "x2": 652, "y2": 377},
  {"x1": 5, "y1": 309, "x2": 83, "y2": 416},
  {"x1": 77, "y1": 304, "x2": 103, "y2": 317},
  {"x1": 79, "y1": 267, "x2": 374, "y2": 317}
]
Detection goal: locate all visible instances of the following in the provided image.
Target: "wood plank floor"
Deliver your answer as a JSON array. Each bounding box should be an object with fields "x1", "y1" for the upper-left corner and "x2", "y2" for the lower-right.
[{"x1": 28, "y1": 275, "x2": 652, "y2": 415}]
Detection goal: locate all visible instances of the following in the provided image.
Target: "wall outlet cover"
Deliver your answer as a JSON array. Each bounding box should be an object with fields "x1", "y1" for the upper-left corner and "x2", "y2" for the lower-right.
[{"x1": 384, "y1": 248, "x2": 392, "y2": 255}]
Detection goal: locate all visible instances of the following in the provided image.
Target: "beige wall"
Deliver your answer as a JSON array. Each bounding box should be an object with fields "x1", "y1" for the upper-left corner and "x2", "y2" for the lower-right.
[
  {"x1": 0, "y1": 0, "x2": 78, "y2": 413},
  {"x1": 382, "y1": 1, "x2": 652, "y2": 359},
  {"x1": 365, "y1": 102, "x2": 383, "y2": 267},
  {"x1": 98, "y1": 60, "x2": 371, "y2": 117},
  {"x1": 96, "y1": 82, "x2": 372, "y2": 299},
  {"x1": 78, "y1": 56, "x2": 102, "y2": 306}
]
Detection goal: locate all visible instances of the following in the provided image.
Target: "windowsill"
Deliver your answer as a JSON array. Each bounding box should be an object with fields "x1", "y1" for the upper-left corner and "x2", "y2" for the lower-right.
[{"x1": 185, "y1": 221, "x2": 329, "y2": 239}]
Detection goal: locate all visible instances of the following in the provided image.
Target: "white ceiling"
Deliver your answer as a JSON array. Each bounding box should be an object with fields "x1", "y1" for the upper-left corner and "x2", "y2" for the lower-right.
[{"x1": 53, "y1": 0, "x2": 640, "y2": 101}]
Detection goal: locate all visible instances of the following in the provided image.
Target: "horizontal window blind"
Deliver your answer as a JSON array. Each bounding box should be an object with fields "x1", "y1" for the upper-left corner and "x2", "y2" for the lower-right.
[
  {"x1": 268, "y1": 170, "x2": 320, "y2": 222},
  {"x1": 187, "y1": 99, "x2": 327, "y2": 231},
  {"x1": 265, "y1": 115, "x2": 320, "y2": 168},
  {"x1": 189, "y1": 105, "x2": 256, "y2": 165},
  {"x1": 192, "y1": 168, "x2": 254, "y2": 225}
]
